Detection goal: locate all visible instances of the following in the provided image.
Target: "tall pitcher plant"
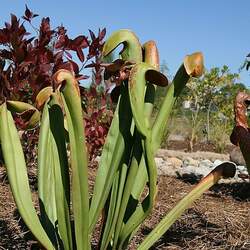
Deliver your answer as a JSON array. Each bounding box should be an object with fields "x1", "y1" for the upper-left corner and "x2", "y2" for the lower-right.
[{"x1": 0, "y1": 29, "x2": 236, "y2": 250}]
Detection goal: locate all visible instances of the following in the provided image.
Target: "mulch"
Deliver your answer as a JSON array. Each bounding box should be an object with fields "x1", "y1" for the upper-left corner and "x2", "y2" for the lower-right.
[{"x1": 0, "y1": 163, "x2": 249, "y2": 250}]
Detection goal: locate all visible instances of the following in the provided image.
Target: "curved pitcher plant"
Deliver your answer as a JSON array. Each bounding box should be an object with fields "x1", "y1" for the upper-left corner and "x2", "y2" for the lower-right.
[{"x1": 0, "y1": 29, "x2": 236, "y2": 250}]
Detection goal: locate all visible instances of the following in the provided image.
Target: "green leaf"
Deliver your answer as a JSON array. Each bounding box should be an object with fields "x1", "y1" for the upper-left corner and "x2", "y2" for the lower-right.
[
  {"x1": 89, "y1": 83, "x2": 133, "y2": 232},
  {"x1": 38, "y1": 103, "x2": 58, "y2": 246},
  {"x1": 53, "y1": 70, "x2": 89, "y2": 250},
  {"x1": 138, "y1": 162, "x2": 236, "y2": 250},
  {"x1": 38, "y1": 96, "x2": 72, "y2": 250},
  {"x1": 0, "y1": 103, "x2": 54, "y2": 250},
  {"x1": 6, "y1": 100, "x2": 40, "y2": 129}
]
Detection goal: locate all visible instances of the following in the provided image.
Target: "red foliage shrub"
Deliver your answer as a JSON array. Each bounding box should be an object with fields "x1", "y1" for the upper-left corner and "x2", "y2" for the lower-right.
[
  {"x1": 0, "y1": 5, "x2": 113, "y2": 161},
  {"x1": 0, "y1": 5, "x2": 105, "y2": 103},
  {"x1": 83, "y1": 86, "x2": 113, "y2": 159}
]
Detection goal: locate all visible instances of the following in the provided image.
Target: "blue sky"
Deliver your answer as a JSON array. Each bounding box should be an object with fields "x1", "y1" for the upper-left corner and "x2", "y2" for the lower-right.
[{"x1": 1, "y1": 0, "x2": 250, "y2": 85}]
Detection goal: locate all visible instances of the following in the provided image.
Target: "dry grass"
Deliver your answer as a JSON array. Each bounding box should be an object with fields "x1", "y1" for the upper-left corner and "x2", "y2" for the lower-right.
[
  {"x1": 0, "y1": 165, "x2": 250, "y2": 250},
  {"x1": 130, "y1": 176, "x2": 250, "y2": 250}
]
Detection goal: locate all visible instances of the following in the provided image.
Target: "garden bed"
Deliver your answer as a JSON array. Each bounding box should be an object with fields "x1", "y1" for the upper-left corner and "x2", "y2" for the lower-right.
[{"x1": 0, "y1": 162, "x2": 249, "y2": 250}]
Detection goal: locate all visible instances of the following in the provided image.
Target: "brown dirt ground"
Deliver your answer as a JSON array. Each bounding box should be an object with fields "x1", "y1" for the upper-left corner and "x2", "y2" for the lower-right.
[
  {"x1": 166, "y1": 140, "x2": 235, "y2": 154},
  {"x1": 0, "y1": 162, "x2": 250, "y2": 250}
]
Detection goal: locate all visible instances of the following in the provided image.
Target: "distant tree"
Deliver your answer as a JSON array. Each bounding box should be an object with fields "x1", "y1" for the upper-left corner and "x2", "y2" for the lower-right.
[
  {"x1": 160, "y1": 60, "x2": 170, "y2": 78},
  {"x1": 186, "y1": 66, "x2": 244, "y2": 149}
]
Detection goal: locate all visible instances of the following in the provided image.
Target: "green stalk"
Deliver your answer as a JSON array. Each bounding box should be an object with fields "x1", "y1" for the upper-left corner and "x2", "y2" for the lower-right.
[
  {"x1": 49, "y1": 95, "x2": 72, "y2": 249},
  {"x1": 100, "y1": 163, "x2": 127, "y2": 250},
  {"x1": 115, "y1": 63, "x2": 167, "y2": 249},
  {"x1": 38, "y1": 103, "x2": 58, "y2": 247},
  {"x1": 38, "y1": 94, "x2": 72, "y2": 250},
  {"x1": 89, "y1": 29, "x2": 142, "y2": 232},
  {"x1": 121, "y1": 53, "x2": 204, "y2": 246},
  {"x1": 53, "y1": 70, "x2": 89, "y2": 250},
  {"x1": 131, "y1": 52, "x2": 204, "y2": 207},
  {"x1": 152, "y1": 52, "x2": 204, "y2": 151},
  {"x1": 89, "y1": 83, "x2": 133, "y2": 232},
  {"x1": 138, "y1": 162, "x2": 236, "y2": 250},
  {"x1": 0, "y1": 103, "x2": 54, "y2": 250}
]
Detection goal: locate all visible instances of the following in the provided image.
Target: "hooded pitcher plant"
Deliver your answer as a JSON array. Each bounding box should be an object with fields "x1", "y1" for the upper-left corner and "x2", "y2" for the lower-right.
[
  {"x1": 230, "y1": 91, "x2": 250, "y2": 175},
  {"x1": 0, "y1": 29, "x2": 236, "y2": 250},
  {"x1": 0, "y1": 69, "x2": 90, "y2": 250}
]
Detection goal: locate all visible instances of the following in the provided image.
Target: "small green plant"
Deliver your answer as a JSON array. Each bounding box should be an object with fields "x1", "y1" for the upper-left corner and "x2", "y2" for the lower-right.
[{"x1": 0, "y1": 29, "x2": 236, "y2": 250}]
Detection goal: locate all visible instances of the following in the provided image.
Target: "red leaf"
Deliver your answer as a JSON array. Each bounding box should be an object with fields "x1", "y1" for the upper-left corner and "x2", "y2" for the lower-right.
[
  {"x1": 69, "y1": 60, "x2": 79, "y2": 74},
  {"x1": 73, "y1": 35, "x2": 89, "y2": 49},
  {"x1": 98, "y1": 28, "x2": 106, "y2": 41},
  {"x1": 22, "y1": 5, "x2": 39, "y2": 22},
  {"x1": 76, "y1": 75, "x2": 89, "y2": 81},
  {"x1": 55, "y1": 34, "x2": 69, "y2": 49},
  {"x1": 58, "y1": 26, "x2": 67, "y2": 35},
  {"x1": 0, "y1": 49, "x2": 12, "y2": 60},
  {"x1": 24, "y1": 5, "x2": 32, "y2": 20},
  {"x1": 54, "y1": 51, "x2": 64, "y2": 63},
  {"x1": 56, "y1": 61, "x2": 74, "y2": 73},
  {"x1": 40, "y1": 17, "x2": 50, "y2": 33},
  {"x1": 89, "y1": 29, "x2": 96, "y2": 41},
  {"x1": 97, "y1": 126, "x2": 104, "y2": 135},
  {"x1": 76, "y1": 48, "x2": 84, "y2": 62},
  {"x1": 0, "y1": 29, "x2": 8, "y2": 43},
  {"x1": 11, "y1": 14, "x2": 18, "y2": 27}
]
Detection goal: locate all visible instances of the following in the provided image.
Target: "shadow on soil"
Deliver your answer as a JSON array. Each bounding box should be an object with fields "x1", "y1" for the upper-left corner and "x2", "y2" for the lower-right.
[
  {"x1": 141, "y1": 208, "x2": 225, "y2": 249},
  {"x1": 0, "y1": 219, "x2": 29, "y2": 250},
  {"x1": 211, "y1": 182, "x2": 250, "y2": 201},
  {"x1": 142, "y1": 208, "x2": 249, "y2": 250},
  {"x1": 177, "y1": 173, "x2": 250, "y2": 201}
]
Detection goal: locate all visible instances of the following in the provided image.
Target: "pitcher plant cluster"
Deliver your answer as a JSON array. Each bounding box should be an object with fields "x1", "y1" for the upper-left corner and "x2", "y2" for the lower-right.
[{"x1": 0, "y1": 29, "x2": 236, "y2": 250}]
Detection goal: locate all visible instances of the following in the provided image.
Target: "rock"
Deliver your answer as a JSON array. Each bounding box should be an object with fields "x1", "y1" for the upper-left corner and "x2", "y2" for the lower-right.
[
  {"x1": 194, "y1": 166, "x2": 210, "y2": 177},
  {"x1": 237, "y1": 165, "x2": 247, "y2": 172},
  {"x1": 199, "y1": 159, "x2": 213, "y2": 169},
  {"x1": 230, "y1": 147, "x2": 246, "y2": 166},
  {"x1": 155, "y1": 157, "x2": 167, "y2": 175},
  {"x1": 155, "y1": 157, "x2": 179, "y2": 176},
  {"x1": 155, "y1": 149, "x2": 249, "y2": 183},
  {"x1": 178, "y1": 165, "x2": 197, "y2": 176},
  {"x1": 176, "y1": 165, "x2": 210, "y2": 181},
  {"x1": 156, "y1": 149, "x2": 229, "y2": 162},
  {"x1": 213, "y1": 159, "x2": 223, "y2": 167},
  {"x1": 167, "y1": 157, "x2": 182, "y2": 169},
  {"x1": 182, "y1": 157, "x2": 199, "y2": 168}
]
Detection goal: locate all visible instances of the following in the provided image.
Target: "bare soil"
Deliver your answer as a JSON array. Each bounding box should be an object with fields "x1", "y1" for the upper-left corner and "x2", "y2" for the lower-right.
[
  {"x1": 0, "y1": 162, "x2": 250, "y2": 250},
  {"x1": 166, "y1": 140, "x2": 235, "y2": 154}
]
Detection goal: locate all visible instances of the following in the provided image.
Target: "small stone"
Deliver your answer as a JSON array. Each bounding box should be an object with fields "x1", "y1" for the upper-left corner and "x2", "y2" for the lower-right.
[
  {"x1": 213, "y1": 159, "x2": 223, "y2": 167},
  {"x1": 199, "y1": 159, "x2": 213, "y2": 169},
  {"x1": 194, "y1": 166, "x2": 210, "y2": 177},
  {"x1": 155, "y1": 157, "x2": 167, "y2": 175},
  {"x1": 155, "y1": 157, "x2": 180, "y2": 176},
  {"x1": 237, "y1": 165, "x2": 247, "y2": 172},
  {"x1": 182, "y1": 157, "x2": 199, "y2": 168},
  {"x1": 167, "y1": 157, "x2": 183, "y2": 169},
  {"x1": 239, "y1": 170, "x2": 249, "y2": 176}
]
